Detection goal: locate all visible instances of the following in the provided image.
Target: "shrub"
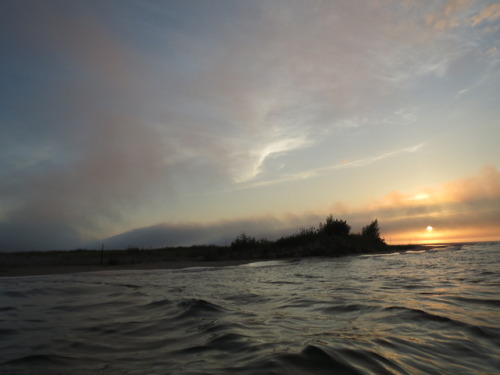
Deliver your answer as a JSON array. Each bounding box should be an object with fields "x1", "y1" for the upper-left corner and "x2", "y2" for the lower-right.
[
  {"x1": 231, "y1": 233, "x2": 259, "y2": 250},
  {"x1": 319, "y1": 215, "x2": 351, "y2": 237}
]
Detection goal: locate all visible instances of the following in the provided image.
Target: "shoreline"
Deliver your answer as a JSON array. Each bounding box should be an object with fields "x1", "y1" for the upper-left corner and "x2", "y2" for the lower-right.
[
  {"x1": 0, "y1": 244, "x2": 437, "y2": 278},
  {"x1": 0, "y1": 259, "x2": 257, "y2": 278}
]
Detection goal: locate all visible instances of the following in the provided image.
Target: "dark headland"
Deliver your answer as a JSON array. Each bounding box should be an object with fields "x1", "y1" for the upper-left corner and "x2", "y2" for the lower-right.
[{"x1": 0, "y1": 216, "x2": 427, "y2": 277}]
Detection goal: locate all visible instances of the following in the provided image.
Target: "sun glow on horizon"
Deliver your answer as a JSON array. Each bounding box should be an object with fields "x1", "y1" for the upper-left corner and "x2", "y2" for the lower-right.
[
  {"x1": 386, "y1": 224, "x2": 500, "y2": 245},
  {"x1": 412, "y1": 194, "x2": 430, "y2": 201}
]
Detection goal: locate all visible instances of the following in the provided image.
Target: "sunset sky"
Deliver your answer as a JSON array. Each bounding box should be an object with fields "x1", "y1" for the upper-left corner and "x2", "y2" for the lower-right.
[{"x1": 1, "y1": 0, "x2": 499, "y2": 251}]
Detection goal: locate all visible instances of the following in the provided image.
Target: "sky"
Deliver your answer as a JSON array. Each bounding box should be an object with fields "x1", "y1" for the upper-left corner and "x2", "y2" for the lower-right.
[{"x1": 1, "y1": 0, "x2": 499, "y2": 251}]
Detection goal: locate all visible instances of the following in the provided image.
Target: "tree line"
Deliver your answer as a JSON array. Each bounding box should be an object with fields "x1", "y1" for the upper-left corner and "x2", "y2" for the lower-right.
[{"x1": 229, "y1": 215, "x2": 387, "y2": 259}]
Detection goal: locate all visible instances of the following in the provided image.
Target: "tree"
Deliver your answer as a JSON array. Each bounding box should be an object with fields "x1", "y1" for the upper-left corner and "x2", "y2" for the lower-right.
[
  {"x1": 319, "y1": 215, "x2": 351, "y2": 237},
  {"x1": 231, "y1": 233, "x2": 258, "y2": 250},
  {"x1": 361, "y1": 219, "x2": 385, "y2": 244}
]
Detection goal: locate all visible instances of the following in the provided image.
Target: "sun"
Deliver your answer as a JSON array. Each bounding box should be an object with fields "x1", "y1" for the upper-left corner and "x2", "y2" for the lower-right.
[{"x1": 426, "y1": 226, "x2": 433, "y2": 232}]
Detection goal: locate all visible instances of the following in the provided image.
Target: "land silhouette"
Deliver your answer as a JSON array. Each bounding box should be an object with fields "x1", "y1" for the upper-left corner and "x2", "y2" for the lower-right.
[{"x1": 0, "y1": 216, "x2": 419, "y2": 277}]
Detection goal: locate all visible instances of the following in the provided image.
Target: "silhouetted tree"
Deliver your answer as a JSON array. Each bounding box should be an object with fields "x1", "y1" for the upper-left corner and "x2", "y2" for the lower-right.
[
  {"x1": 275, "y1": 226, "x2": 318, "y2": 247},
  {"x1": 231, "y1": 233, "x2": 259, "y2": 250},
  {"x1": 319, "y1": 215, "x2": 351, "y2": 237},
  {"x1": 361, "y1": 219, "x2": 385, "y2": 244}
]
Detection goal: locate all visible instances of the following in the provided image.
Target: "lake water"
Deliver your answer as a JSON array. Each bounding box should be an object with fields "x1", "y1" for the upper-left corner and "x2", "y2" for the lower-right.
[{"x1": 1, "y1": 242, "x2": 499, "y2": 374}]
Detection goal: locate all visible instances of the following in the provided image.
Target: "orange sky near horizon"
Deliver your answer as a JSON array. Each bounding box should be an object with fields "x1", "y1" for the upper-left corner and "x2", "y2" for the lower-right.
[
  {"x1": 386, "y1": 226, "x2": 500, "y2": 245},
  {"x1": 346, "y1": 165, "x2": 500, "y2": 245}
]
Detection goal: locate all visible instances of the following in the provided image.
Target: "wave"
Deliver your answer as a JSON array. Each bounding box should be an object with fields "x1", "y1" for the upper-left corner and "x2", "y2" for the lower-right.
[
  {"x1": 451, "y1": 296, "x2": 500, "y2": 308},
  {"x1": 176, "y1": 298, "x2": 226, "y2": 318},
  {"x1": 3, "y1": 354, "x2": 73, "y2": 366},
  {"x1": 2, "y1": 290, "x2": 26, "y2": 298},
  {"x1": 316, "y1": 303, "x2": 379, "y2": 314},
  {"x1": 243, "y1": 344, "x2": 409, "y2": 375},
  {"x1": 244, "y1": 259, "x2": 294, "y2": 268},
  {"x1": 383, "y1": 306, "x2": 500, "y2": 342}
]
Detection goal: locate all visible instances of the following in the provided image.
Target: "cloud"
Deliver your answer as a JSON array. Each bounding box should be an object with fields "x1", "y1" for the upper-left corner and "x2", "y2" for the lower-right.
[
  {"x1": 362, "y1": 165, "x2": 500, "y2": 211},
  {"x1": 425, "y1": 0, "x2": 500, "y2": 33},
  {"x1": 485, "y1": 46, "x2": 499, "y2": 56},
  {"x1": 234, "y1": 143, "x2": 425, "y2": 189},
  {"x1": 232, "y1": 137, "x2": 312, "y2": 183},
  {"x1": 0, "y1": 3, "x2": 173, "y2": 250},
  {"x1": 167, "y1": 0, "x2": 456, "y2": 182},
  {"x1": 334, "y1": 144, "x2": 425, "y2": 169},
  {"x1": 470, "y1": 2, "x2": 500, "y2": 26},
  {"x1": 456, "y1": 88, "x2": 470, "y2": 97},
  {"x1": 97, "y1": 215, "x2": 312, "y2": 249},
  {"x1": 425, "y1": 0, "x2": 476, "y2": 30},
  {"x1": 439, "y1": 164, "x2": 500, "y2": 202}
]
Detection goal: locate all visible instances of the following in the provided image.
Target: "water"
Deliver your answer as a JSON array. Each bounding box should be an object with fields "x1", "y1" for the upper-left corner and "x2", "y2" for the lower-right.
[{"x1": 1, "y1": 243, "x2": 499, "y2": 374}]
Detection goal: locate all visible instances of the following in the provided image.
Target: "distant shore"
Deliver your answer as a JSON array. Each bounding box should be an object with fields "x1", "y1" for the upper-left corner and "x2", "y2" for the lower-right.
[
  {"x1": 3, "y1": 217, "x2": 422, "y2": 277},
  {"x1": 0, "y1": 244, "x2": 428, "y2": 278}
]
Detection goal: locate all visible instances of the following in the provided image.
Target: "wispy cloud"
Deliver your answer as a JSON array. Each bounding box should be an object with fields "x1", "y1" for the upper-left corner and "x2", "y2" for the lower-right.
[
  {"x1": 236, "y1": 143, "x2": 426, "y2": 190},
  {"x1": 334, "y1": 144, "x2": 425, "y2": 169},
  {"x1": 455, "y1": 88, "x2": 470, "y2": 97},
  {"x1": 423, "y1": 0, "x2": 500, "y2": 39},
  {"x1": 232, "y1": 136, "x2": 312, "y2": 183},
  {"x1": 470, "y1": 2, "x2": 500, "y2": 26},
  {"x1": 425, "y1": 0, "x2": 477, "y2": 31}
]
